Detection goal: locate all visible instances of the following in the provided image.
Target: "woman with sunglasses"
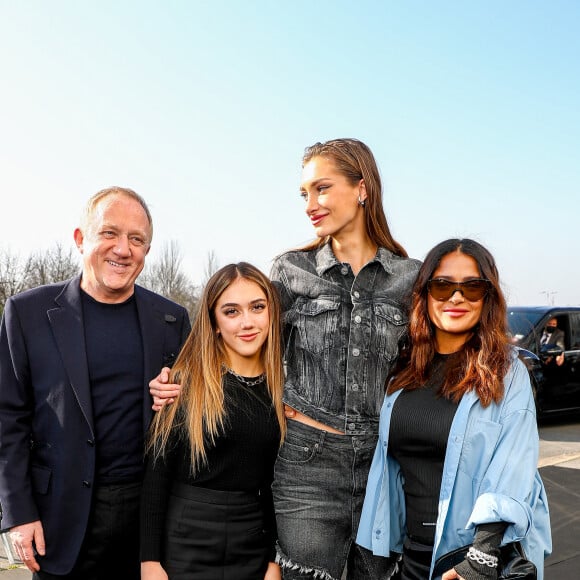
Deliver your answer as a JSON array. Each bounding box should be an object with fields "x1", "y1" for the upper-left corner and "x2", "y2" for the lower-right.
[{"x1": 356, "y1": 238, "x2": 551, "y2": 580}]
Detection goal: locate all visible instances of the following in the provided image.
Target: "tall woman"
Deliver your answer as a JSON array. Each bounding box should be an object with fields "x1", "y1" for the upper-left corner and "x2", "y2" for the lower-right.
[
  {"x1": 140, "y1": 263, "x2": 286, "y2": 580},
  {"x1": 270, "y1": 138, "x2": 421, "y2": 579},
  {"x1": 356, "y1": 239, "x2": 551, "y2": 579}
]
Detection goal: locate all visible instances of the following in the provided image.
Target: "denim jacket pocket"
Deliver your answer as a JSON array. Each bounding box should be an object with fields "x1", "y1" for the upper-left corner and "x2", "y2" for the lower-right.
[
  {"x1": 289, "y1": 296, "x2": 341, "y2": 356},
  {"x1": 373, "y1": 303, "x2": 408, "y2": 361}
]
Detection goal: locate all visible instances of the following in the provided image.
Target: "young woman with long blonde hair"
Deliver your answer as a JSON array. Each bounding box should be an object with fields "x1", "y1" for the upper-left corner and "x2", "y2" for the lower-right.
[{"x1": 140, "y1": 262, "x2": 286, "y2": 580}]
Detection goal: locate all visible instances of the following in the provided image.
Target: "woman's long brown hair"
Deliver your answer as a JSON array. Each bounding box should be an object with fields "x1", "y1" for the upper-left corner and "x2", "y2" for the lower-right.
[
  {"x1": 298, "y1": 138, "x2": 408, "y2": 257},
  {"x1": 387, "y1": 239, "x2": 511, "y2": 406}
]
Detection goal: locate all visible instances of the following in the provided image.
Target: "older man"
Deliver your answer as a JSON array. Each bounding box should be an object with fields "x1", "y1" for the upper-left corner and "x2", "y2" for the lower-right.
[{"x1": 0, "y1": 187, "x2": 191, "y2": 579}]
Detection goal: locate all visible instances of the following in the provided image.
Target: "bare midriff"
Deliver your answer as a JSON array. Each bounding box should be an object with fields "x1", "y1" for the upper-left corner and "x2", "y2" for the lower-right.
[{"x1": 284, "y1": 405, "x2": 345, "y2": 435}]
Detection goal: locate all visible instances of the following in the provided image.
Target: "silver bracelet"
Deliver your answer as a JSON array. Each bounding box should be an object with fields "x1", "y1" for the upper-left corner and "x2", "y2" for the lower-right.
[{"x1": 467, "y1": 546, "x2": 499, "y2": 568}]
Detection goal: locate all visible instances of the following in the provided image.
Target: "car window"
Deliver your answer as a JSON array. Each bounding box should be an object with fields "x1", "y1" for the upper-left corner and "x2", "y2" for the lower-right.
[
  {"x1": 507, "y1": 308, "x2": 545, "y2": 343},
  {"x1": 569, "y1": 313, "x2": 580, "y2": 349}
]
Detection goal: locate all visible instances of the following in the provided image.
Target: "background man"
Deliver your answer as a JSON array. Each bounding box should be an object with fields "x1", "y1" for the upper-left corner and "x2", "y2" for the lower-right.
[{"x1": 540, "y1": 317, "x2": 565, "y2": 366}]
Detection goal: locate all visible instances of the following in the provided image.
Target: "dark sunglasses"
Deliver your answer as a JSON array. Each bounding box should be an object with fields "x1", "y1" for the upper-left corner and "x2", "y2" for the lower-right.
[{"x1": 427, "y1": 278, "x2": 490, "y2": 302}]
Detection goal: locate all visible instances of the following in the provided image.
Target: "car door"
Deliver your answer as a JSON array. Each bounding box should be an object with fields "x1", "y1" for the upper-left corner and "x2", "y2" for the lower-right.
[
  {"x1": 562, "y1": 312, "x2": 580, "y2": 409},
  {"x1": 540, "y1": 312, "x2": 580, "y2": 414}
]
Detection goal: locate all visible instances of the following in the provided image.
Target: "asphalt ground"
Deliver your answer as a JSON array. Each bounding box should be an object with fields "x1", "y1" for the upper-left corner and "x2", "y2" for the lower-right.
[
  {"x1": 2, "y1": 449, "x2": 579, "y2": 578},
  {"x1": 542, "y1": 460, "x2": 580, "y2": 576}
]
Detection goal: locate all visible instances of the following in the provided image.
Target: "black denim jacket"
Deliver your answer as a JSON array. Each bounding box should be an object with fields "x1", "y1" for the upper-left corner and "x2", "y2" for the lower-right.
[{"x1": 270, "y1": 242, "x2": 421, "y2": 436}]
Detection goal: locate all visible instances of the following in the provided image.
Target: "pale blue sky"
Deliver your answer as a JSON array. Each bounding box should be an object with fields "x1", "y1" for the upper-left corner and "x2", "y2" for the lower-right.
[{"x1": 1, "y1": 1, "x2": 578, "y2": 305}]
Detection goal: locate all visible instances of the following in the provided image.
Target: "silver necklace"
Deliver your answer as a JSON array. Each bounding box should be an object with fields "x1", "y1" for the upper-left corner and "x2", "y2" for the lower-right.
[{"x1": 226, "y1": 368, "x2": 266, "y2": 387}]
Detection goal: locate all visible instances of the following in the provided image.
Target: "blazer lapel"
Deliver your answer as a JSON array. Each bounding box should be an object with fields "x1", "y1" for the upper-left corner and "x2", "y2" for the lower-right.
[
  {"x1": 135, "y1": 286, "x2": 164, "y2": 432},
  {"x1": 48, "y1": 276, "x2": 95, "y2": 435}
]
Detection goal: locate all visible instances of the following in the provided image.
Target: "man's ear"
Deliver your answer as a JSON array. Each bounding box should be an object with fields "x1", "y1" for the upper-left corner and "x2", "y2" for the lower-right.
[{"x1": 73, "y1": 228, "x2": 84, "y2": 253}]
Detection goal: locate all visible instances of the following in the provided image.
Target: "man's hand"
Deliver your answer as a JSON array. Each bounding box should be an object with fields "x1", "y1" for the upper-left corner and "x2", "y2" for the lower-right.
[
  {"x1": 10, "y1": 520, "x2": 45, "y2": 572},
  {"x1": 149, "y1": 367, "x2": 182, "y2": 411}
]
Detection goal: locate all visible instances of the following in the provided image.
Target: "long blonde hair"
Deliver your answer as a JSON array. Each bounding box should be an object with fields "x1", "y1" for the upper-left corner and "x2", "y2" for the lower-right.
[{"x1": 147, "y1": 262, "x2": 286, "y2": 473}]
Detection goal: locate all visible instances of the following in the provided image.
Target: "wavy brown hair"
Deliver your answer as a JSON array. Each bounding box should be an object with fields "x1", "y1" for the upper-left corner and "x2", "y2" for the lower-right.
[
  {"x1": 298, "y1": 138, "x2": 408, "y2": 257},
  {"x1": 147, "y1": 262, "x2": 286, "y2": 472},
  {"x1": 387, "y1": 239, "x2": 511, "y2": 406}
]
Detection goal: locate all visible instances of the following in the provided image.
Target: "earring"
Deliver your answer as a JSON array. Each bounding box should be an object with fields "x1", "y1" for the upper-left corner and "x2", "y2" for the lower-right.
[{"x1": 358, "y1": 196, "x2": 366, "y2": 207}]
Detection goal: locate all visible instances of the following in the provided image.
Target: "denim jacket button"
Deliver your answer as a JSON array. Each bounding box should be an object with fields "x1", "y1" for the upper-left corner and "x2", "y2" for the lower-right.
[
  {"x1": 352, "y1": 383, "x2": 359, "y2": 391},
  {"x1": 348, "y1": 423, "x2": 356, "y2": 430},
  {"x1": 353, "y1": 291, "x2": 360, "y2": 299},
  {"x1": 341, "y1": 266, "x2": 348, "y2": 275},
  {"x1": 352, "y1": 348, "x2": 360, "y2": 356},
  {"x1": 354, "y1": 315, "x2": 362, "y2": 323},
  {"x1": 394, "y1": 313, "x2": 402, "y2": 321}
]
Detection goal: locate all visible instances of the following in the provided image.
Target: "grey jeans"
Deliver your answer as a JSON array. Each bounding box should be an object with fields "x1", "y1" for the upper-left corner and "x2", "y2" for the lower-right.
[{"x1": 273, "y1": 420, "x2": 396, "y2": 580}]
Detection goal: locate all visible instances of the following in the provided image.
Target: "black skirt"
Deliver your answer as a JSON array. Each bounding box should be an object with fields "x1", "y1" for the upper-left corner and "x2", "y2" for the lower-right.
[
  {"x1": 163, "y1": 482, "x2": 271, "y2": 580},
  {"x1": 397, "y1": 537, "x2": 433, "y2": 580}
]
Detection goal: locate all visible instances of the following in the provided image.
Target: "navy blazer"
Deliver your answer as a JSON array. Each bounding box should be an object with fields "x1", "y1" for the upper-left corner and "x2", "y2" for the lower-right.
[{"x1": 0, "y1": 275, "x2": 191, "y2": 574}]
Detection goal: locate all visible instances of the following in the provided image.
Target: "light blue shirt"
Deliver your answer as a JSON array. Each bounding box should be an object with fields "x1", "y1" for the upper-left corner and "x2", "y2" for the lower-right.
[{"x1": 356, "y1": 353, "x2": 552, "y2": 579}]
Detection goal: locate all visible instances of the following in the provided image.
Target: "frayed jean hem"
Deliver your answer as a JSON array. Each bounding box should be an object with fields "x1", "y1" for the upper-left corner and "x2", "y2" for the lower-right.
[{"x1": 275, "y1": 544, "x2": 340, "y2": 580}]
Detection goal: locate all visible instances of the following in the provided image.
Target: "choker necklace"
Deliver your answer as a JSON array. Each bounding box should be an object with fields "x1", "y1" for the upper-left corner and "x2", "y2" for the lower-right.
[{"x1": 226, "y1": 368, "x2": 266, "y2": 387}]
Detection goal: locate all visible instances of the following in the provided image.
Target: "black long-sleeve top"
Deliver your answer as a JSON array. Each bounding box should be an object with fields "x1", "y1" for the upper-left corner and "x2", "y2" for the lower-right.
[
  {"x1": 390, "y1": 353, "x2": 507, "y2": 579},
  {"x1": 140, "y1": 372, "x2": 280, "y2": 562}
]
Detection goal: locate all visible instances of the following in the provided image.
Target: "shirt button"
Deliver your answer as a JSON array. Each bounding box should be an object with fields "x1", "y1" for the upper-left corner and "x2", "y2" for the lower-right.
[
  {"x1": 354, "y1": 315, "x2": 361, "y2": 323},
  {"x1": 352, "y1": 348, "x2": 360, "y2": 357},
  {"x1": 352, "y1": 384, "x2": 359, "y2": 391},
  {"x1": 82, "y1": 481, "x2": 91, "y2": 488},
  {"x1": 341, "y1": 266, "x2": 348, "y2": 275},
  {"x1": 354, "y1": 291, "x2": 360, "y2": 299}
]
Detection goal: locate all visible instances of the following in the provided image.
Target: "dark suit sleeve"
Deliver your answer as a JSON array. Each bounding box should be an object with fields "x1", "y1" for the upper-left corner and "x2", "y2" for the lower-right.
[
  {"x1": 0, "y1": 297, "x2": 39, "y2": 529},
  {"x1": 179, "y1": 307, "x2": 191, "y2": 348}
]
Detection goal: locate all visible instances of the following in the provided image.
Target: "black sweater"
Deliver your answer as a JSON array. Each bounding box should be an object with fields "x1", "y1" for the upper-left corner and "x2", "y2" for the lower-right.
[{"x1": 140, "y1": 372, "x2": 280, "y2": 562}]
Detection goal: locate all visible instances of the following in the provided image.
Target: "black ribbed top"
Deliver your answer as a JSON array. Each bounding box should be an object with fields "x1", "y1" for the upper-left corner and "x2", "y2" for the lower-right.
[
  {"x1": 140, "y1": 372, "x2": 280, "y2": 562},
  {"x1": 389, "y1": 353, "x2": 459, "y2": 543}
]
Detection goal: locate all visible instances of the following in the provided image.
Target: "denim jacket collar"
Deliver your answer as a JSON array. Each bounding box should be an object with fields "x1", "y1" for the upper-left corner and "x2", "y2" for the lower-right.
[{"x1": 315, "y1": 241, "x2": 398, "y2": 277}]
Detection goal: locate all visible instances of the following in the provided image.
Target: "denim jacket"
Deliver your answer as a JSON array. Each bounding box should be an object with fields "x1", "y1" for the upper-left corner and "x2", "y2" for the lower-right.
[
  {"x1": 270, "y1": 242, "x2": 421, "y2": 436},
  {"x1": 356, "y1": 353, "x2": 552, "y2": 579}
]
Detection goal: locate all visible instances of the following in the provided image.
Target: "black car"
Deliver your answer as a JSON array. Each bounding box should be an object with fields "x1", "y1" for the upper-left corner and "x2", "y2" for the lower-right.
[{"x1": 508, "y1": 306, "x2": 580, "y2": 418}]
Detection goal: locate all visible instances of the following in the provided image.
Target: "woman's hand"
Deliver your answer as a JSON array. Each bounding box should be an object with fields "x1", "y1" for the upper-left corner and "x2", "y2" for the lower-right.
[
  {"x1": 442, "y1": 568, "x2": 465, "y2": 579},
  {"x1": 264, "y1": 561, "x2": 282, "y2": 580},
  {"x1": 141, "y1": 560, "x2": 169, "y2": 580}
]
